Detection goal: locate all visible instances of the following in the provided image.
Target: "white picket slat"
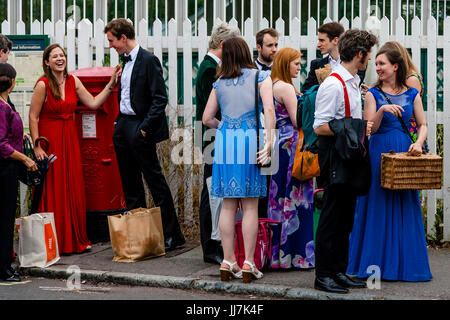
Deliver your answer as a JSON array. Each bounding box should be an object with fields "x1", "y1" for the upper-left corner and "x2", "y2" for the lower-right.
[
  {"x1": 352, "y1": 16, "x2": 362, "y2": 29},
  {"x1": 426, "y1": 16, "x2": 438, "y2": 237},
  {"x1": 153, "y1": 19, "x2": 163, "y2": 63},
  {"x1": 1, "y1": 20, "x2": 11, "y2": 35},
  {"x1": 54, "y1": 20, "x2": 65, "y2": 47},
  {"x1": 137, "y1": 19, "x2": 148, "y2": 49},
  {"x1": 167, "y1": 18, "x2": 179, "y2": 209},
  {"x1": 168, "y1": 18, "x2": 178, "y2": 127},
  {"x1": 31, "y1": 20, "x2": 41, "y2": 35},
  {"x1": 16, "y1": 20, "x2": 25, "y2": 35},
  {"x1": 66, "y1": 19, "x2": 76, "y2": 71},
  {"x1": 395, "y1": 16, "x2": 405, "y2": 45},
  {"x1": 78, "y1": 19, "x2": 93, "y2": 69},
  {"x1": 229, "y1": 17, "x2": 239, "y2": 29},
  {"x1": 339, "y1": 16, "x2": 350, "y2": 30},
  {"x1": 290, "y1": 17, "x2": 301, "y2": 92},
  {"x1": 94, "y1": 19, "x2": 105, "y2": 67},
  {"x1": 275, "y1": 17, "x2": 285, "y2": 49},
  {"x1": 44, "y1": 19, "x2": 54, "y2": 39},
  {"x1": 197, "y1": 18, "x2": 207, "y2": 65},
  {"x1": 411, "y1": 17, "x2": 421, "y2": 74},
  {"x1": 443, "y1": 17, "x2": 450, "y2": 241},
  {"x1": 244, "y1": 18, "x2": 254, "y2": 52},
  {"x1": 183, "y1": 18, "x2": 193, "y2": 225},
  {"x1": 259, "y1": 17, "x2": 269, "y2": 30},
  {"x1": 306, "y1": 18, "x2": 317, "y2": 70},
  {"x1": 379, "y1": 16, "x2": 390, "y2": 45}
]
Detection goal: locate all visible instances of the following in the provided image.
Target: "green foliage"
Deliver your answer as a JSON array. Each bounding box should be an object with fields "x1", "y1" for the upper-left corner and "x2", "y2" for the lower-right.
[{"x1": 426, "y1": 199, "x2": 444, "y2": 247}]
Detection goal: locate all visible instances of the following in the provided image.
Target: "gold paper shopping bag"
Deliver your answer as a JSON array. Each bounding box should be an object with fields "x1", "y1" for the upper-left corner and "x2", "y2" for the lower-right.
[{"x1": 108, "y1": 207, "x2": 166, "y2": 262}]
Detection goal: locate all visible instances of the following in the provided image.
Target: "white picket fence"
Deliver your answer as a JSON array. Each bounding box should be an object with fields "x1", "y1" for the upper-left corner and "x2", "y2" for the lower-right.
[{"x1": 2, "y1": 10, "x2": 450, "y2": 241}]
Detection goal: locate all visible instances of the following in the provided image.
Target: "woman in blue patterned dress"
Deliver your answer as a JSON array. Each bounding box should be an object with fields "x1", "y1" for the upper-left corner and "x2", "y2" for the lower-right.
[
  {"x1": 347, "y1": 47, "x2": 432, "y2": 281},
  {"x1": 202, "y1": 37, "x2": 276, "y2": 283},
  {"x1": 267, "y1": 47, "x2": 315, "y2": 270}
]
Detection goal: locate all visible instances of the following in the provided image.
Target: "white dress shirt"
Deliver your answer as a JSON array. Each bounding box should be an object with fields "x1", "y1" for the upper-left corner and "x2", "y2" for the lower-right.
[
  {"x1": 207, "y1": 51, "x2": 221, "y2": 66},
  {"x1": 120, "y1": 44, "x2": 140, "y2": 115},
  {"x1": 328, "y1": 54, "x2": 341, "y2": 70},
  {"x1": 313, "y1": 63, "x2": 362, "y2": 129},
  {"x1": 255, "y1": 58, "x2": 272, "y2": 71}
]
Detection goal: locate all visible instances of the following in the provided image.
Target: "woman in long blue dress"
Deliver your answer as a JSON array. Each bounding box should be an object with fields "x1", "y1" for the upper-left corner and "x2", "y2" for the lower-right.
[
  {"x1": 347, "y1": 47, "x2": 432, "y2": 282},
  {"x1": 267, "y1": 47, "x2": 315, "y2": 269},
  {"x1": 202, "y1": 37, "x2": 276, "y2": 283}
]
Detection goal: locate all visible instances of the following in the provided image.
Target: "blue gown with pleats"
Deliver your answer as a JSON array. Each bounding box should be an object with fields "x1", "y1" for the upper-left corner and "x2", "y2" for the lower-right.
[{"x1": 347, "y1": 87, "x2": 432, "y2": 282}]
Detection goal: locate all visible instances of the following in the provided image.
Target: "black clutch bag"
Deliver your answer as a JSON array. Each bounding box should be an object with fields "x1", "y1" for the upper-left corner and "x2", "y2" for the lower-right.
[{"x1": 18, "y1": 136, "x2": 48, "y2": 186}]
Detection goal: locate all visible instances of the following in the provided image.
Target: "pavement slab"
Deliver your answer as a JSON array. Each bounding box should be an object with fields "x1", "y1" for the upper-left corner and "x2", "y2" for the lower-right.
[{"x1": 19, "y1": 241, "x2": 450, "y2": 300}]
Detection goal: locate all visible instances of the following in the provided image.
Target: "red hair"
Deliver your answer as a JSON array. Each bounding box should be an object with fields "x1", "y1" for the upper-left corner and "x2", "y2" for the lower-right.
[{"x1": 271, "y1": 47, "x2": 302, "y2": 94}]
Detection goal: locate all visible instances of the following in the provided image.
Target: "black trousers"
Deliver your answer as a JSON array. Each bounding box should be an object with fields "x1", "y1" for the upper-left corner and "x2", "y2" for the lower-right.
[
  {"x1": 257, "y1": 175, "x2": 270, "y2": 218},
  {"x1": 113, "y1": 115, "x2": 184, "y2": 243},
  {"x1": 199, "y1": 162, "x2": 223, "y2": 259},
  {"x1": 0, "y1": 160, "x2": 19, "y2": 276},
  {"x1": 315, "y1": 184, "x2": 357, "y2": 278}
]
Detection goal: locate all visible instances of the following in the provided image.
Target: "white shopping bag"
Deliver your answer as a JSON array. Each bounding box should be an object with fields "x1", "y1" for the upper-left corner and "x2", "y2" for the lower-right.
[{"x1": 15, "y1": 212, "x2": 60, "y2": 268}]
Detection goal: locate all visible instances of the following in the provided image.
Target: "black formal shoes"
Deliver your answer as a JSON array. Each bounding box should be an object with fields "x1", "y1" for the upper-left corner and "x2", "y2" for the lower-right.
[
  {"x1": 203, "y1": 253, "x2": 223, "y2": 265},
  {"x1": 8, "y1": 266, "x2": 20, "y2": 278},
  {"x1": 314, "y1": 276, "x2": 349, "y2": 294},
  {"x1": 0, "y1": 268, "x2": 21, "y2": 282},
  {"x1": 164, "y1": 237, "x2": 186, "y2": 252},
  {"x1": 334, "y1": 272, "x2": 367, "y2": 288}
]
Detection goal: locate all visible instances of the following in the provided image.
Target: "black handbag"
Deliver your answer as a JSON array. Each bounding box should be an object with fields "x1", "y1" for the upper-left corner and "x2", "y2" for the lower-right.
[
  {"x1": 18, "y1": 136, "x2": 48, "y2": 187},
  {"x1": 254, "y1": 70, "x2": 271, "y2": 168}
]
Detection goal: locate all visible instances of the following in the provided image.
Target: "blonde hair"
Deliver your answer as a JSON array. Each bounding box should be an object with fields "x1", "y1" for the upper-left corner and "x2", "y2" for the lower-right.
[
  {"x1": 271, "y1": 47, "x2": 302, "y2": 94},
  {"x1": 380, "y1": 41, "x2": 418, "y2": 75},
  {"x1": 208, "y1": 23, "x2": 241, "y2": 50}
]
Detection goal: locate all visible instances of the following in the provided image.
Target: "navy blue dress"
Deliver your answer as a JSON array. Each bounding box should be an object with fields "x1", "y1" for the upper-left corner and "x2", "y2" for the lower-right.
[{"x1": 347, "y1": 87, "x2": 432, "y2": 282}]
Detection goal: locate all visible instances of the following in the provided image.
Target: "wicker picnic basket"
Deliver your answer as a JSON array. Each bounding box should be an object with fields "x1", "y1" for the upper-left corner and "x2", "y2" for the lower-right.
[{"x1": 380, "y1": 151, "x2": 443, "y2": 190}]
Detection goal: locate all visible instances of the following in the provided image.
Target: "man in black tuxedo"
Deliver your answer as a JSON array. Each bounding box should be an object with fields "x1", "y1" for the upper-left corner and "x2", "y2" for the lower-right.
[
  {"x1": 104, "y1": 19, "x2": 185, "y2": 252},
  {"x1": 301, "y1": 22, "x2": 366, "y2": 93},
  {"x1": 254, "y1": 28, "x2": 278, "y2": 72}
]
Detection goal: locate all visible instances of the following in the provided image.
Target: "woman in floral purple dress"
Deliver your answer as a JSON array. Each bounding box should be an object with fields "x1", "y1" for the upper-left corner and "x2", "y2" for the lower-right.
[{"x1": 267, "y1": 47, "x2": 315, "y2": 269}]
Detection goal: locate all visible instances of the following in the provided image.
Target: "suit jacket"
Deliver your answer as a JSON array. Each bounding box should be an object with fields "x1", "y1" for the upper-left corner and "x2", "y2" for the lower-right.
[
  {"x1": 195, "y1": 54, "x2": 220, "y2": 150},
  {"x1": 118, "y1": 47, "x2": 169, "y2": 143},
  {"x1": 317, "y1": 122, "x2": 371, "y2": 196},
  {"x1": 301, "y1": 56, "x2": 366, "y2": 93}
]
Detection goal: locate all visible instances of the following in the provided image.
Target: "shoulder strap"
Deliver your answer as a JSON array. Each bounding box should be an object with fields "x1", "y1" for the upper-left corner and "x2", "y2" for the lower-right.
[
  {"x1": 376, "y1": 86, "x2": 416, "y2": 144},
  {"x1": 329, "y1": 73, "x2": 351, "y2": 118},
  {"x1": 255, "y1": 71, "x2": 260, "y2": 149}
]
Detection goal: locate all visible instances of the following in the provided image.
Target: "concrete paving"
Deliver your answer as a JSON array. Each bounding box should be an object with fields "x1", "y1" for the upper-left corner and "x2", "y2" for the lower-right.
[{"x1": 20, "y1": 241, "x2": 450, "y2": 300}]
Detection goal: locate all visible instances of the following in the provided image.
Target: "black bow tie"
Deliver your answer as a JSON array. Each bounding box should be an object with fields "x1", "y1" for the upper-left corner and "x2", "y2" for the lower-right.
[
  {"x1": 256, "y1": 60, "x2": 271, "y2": 71},
  {"x1": 121, "y1": 55, "x2": 132, "y2": 65}
]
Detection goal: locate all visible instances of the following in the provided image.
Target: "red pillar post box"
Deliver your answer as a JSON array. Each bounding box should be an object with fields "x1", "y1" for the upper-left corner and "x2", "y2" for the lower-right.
[{"x1": 71, "y1": 67, "x2": 126, "y2": 242}]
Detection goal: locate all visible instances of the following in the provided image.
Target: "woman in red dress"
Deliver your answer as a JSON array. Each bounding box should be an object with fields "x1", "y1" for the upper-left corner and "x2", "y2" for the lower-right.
[{"x1": 29, "y1": 44, "x2": 120, "y2": 254}]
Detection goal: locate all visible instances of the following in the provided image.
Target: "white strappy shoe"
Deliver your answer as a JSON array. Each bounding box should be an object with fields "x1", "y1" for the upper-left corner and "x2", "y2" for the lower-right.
[
  {"x1": 242, "y1": 260, "x2": 263, "y2": 283},
  {"x1": 219, "y1": 260, "x2": 243, "y2": 281}
]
